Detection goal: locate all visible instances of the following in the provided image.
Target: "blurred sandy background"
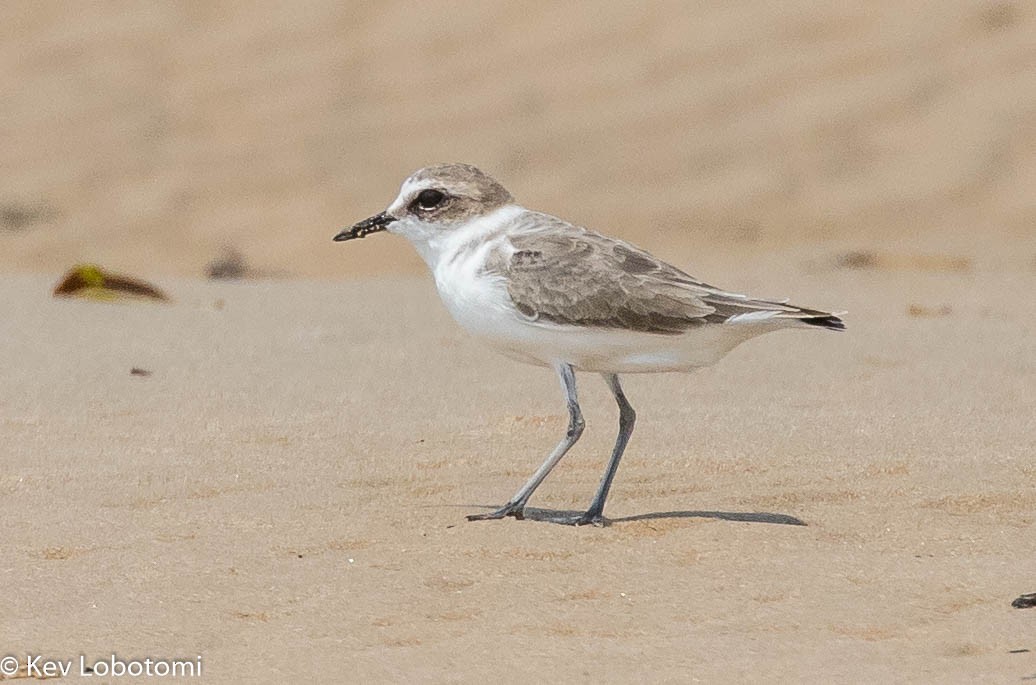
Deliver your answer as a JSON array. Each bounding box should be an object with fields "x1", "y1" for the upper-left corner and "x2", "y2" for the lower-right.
[
  {"x1": 2, "y1": 1, "x2": 1034, "y2": 277},
  {"x1": 2, "y1": 3, "x2": 1036, "y2": 684}
]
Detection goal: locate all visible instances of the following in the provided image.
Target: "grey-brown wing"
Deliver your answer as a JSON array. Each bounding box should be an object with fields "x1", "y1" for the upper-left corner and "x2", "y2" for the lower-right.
[
  {"x1": 496, "y1": 221, "x2": 715, "y2": 334},
  {"x1": 493, "y1": 214, "x2": 840, "y2": 334}
]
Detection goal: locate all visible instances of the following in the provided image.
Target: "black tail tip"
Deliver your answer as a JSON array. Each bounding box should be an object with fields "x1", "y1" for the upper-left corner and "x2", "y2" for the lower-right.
[{"x1": 805, "y1": 314, "x2": 846, "y2": 331}]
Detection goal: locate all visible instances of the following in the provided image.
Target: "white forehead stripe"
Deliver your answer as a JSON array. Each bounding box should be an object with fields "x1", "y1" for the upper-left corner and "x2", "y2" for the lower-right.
[
  {"x1": 389, "y1": 176, "x2": 432, "y2": 215},
  {"x1": 400, "y1": 175, "x2": 435, "y2": 197}
]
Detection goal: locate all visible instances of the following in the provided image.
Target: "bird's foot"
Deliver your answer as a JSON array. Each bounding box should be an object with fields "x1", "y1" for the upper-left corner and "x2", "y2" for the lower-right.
[
  {"x1": 572, "y1": 510, "x2": 607, "y2": 527},
  {"x1": 467, "y1": 504, "x2": 525, "y2": 521},
  {"x1": 467, "y1": 505, "x2": 608, "y2": 526}
]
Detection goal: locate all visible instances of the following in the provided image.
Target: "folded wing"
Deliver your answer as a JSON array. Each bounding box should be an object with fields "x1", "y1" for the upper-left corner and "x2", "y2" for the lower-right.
[{"x1": 492, "y1": 213, "x2": 844, "y2": 334}]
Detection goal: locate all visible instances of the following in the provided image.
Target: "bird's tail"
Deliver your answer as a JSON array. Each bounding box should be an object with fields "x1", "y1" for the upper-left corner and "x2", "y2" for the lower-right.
[{"x1": 792, "y1": 307, "x2": 846, "y2": 331}]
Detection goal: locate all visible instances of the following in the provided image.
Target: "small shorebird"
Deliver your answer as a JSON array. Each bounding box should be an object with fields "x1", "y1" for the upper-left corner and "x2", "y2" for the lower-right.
[{"x1": 335, "y1": 164, "x2": 844, "y2": 525}]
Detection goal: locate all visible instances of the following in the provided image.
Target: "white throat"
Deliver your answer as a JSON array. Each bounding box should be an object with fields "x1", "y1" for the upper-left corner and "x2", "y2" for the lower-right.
[{"x1": 403, "y1": 204, "x2": 524, "y2": 271}]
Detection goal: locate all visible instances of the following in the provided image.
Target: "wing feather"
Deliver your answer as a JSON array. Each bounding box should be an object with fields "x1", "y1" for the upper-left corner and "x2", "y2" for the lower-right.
[{"x1": 489, "y1": 212, "x2": 843, "y2": 334}]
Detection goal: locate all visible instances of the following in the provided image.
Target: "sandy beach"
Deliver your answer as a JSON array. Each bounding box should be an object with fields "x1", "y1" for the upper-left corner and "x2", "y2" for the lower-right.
[
  {"x1": 2, "y1": 2, "x2": 1036, "y2": 682},
  {"x1": 2, "y1": 248, "x2": 1034, "y2": 681}
]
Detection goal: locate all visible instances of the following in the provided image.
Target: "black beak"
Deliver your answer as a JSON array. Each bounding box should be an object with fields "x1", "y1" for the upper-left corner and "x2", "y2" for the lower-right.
[{"x1": 333, "y1": 212, "x2": 397, "y2": 242}]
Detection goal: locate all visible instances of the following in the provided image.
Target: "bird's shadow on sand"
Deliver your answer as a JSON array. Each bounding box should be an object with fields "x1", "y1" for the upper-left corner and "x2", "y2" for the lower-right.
[{"x1": 462, "y1": 505, "x2": 807, "y2": 527}]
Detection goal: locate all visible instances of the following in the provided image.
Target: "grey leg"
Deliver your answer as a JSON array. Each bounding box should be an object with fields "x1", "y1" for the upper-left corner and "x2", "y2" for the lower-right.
[
  {"x1": 468, "y1": 363, "x2": 584, "y2": 521},
  {"x1": 576, "y1": 373, "x2": 636, "y2": 526}
]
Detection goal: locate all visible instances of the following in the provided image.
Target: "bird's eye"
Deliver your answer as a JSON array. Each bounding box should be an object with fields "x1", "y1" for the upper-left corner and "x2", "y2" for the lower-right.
[{"x1": 414, "y1": 189, "x2": 446, "y2": 211}]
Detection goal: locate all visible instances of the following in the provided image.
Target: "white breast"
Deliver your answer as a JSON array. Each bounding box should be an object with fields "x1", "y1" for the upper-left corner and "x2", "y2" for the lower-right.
[{"x1": 413, "y1": 207, "x2": 526, "y2": 350}]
